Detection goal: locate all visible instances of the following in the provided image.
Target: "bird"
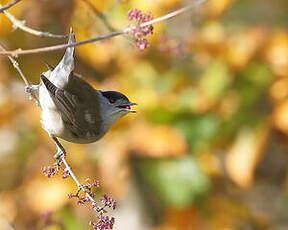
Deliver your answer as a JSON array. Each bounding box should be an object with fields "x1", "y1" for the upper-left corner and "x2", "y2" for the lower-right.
[{"x1": 27, "y1": 28, "x2": 136, "y2": 158}]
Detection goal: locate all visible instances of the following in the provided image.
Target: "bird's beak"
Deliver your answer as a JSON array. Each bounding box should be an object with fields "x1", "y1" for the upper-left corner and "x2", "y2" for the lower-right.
[
  {"x1": 126, "y1": 102, "x2": 137, "y2": 113},
  {"x1": 118, "y1": 102, "x2": 137, "y2": 113}
]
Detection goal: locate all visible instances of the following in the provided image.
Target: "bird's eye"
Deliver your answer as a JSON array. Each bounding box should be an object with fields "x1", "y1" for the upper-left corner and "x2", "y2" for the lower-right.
[{"x1": 109, "y1": 98, "x2": 116, "y2": 104}]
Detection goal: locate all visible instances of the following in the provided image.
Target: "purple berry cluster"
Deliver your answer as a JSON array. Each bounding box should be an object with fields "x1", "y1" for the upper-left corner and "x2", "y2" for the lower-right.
[
  {"x1": 128, "y1": 9, "x2": 154, "y2": 51},
  {"x1": 42, "y1": 166, "x2": 57, "y2": 178},
  {"x1": 42, "y1": 161, "x2": 70, "y2": 179},
  {"x1": 43, "y1": 162, "x2": 116, "y2": 229},
  {"x1": 67, "y1": 179, "x2": 100, "y2": 204},
  {"x1": 67, "y1": 179, "x2": 116, "y2": 229},
  {"x1": 89, "y1": 216, "x2": 115, "y2": 230},
  {"x1": 101, "y1": 194, "x2": 117, "y2": 210}
]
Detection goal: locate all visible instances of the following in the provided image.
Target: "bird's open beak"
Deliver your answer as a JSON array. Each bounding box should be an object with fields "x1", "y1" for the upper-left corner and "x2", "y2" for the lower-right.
[
  {"x1": 118, "y1": 102, "x2": 137, "y2": 113},
  {"x1": 126, "y1": 102, "x2": 137, "y2": 113}
]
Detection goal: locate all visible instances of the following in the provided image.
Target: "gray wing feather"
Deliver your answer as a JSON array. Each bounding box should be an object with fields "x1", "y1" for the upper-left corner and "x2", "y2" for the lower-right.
[{"x1": 40, "y1": 74, "x2": 101, "y2": 138}]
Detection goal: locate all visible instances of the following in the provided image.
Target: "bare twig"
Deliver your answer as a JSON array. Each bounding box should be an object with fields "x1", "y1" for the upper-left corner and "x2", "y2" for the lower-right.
[
  {"x1": 81, "y1": 0, "x2": 115, "y2": 32},
  {"x1": 60, "y1": 155, "x2": 97, "y2": 204},
  {"x1": 0, "y1": 0, "x2": 21, "y2": 13},
  {"x1": 0, "y1": 0, "x2": 206, "y2": 56},
  {"x1": 0, "y1": 43, "x2": 28, "y2": 86},
  {"x1": 0, "y1": 3, "x2": 66, "y2": 38},
  {"x1": 0, "y1": 42, "x2": 39, "y2": 104}
]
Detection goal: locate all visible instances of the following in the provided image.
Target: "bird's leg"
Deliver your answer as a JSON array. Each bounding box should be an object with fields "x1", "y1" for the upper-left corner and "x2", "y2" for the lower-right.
[
  {"x1": 25, "y1": 84, "x2": 40, "y2": 105},
  {"x1": 50, "y1": 135, "x2": 66, "y2": 162}
]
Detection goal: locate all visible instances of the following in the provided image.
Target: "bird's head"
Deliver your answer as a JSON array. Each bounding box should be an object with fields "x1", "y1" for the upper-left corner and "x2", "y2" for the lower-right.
[{"x1": 99, "y1": 90, "x2": 137, "y2": 125}]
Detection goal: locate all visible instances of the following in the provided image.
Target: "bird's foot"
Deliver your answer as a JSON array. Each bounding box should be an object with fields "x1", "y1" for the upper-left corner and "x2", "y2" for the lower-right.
[
  {"x1": 54, "y1": 149, "x2": 66, "y2": 161},
  {"x1": 25, "y1": 84, "x2": 39, "y2": 93}
]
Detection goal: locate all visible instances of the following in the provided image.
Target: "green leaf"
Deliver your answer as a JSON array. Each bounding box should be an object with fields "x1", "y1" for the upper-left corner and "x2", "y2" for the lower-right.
[{"x1": 138, "y1": 156, "x2": 210, "y2": 208}]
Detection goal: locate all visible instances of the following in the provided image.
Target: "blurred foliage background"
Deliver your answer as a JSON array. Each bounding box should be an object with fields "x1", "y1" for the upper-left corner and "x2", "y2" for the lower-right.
[{"x1": 1, "y1": 0, "x2": 288, "y2": 229}]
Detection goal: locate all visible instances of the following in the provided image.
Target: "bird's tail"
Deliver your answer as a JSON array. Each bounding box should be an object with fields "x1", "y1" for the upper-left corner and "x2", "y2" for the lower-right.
[
  {"x1": 60, "y1": 27, "x2": 75, "y2": 69},
  {"x1": 48, "y1": 28, "x2": 75, "y2": 88}
]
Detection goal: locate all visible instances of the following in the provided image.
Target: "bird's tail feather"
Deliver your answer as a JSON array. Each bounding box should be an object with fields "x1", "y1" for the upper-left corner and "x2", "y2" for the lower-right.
[{"x1": 48, "y1": 27, "x2": 75, "y2": 88}]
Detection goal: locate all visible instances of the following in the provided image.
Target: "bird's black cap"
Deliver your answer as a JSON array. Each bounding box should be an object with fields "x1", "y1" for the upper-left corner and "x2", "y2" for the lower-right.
[{"x1": 100, "y1": 91, "x2": 130, "y2": 103}]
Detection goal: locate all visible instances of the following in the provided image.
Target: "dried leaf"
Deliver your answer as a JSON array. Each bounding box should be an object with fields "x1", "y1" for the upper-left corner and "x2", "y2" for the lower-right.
[{"x1": 226, "y1": 125, "x2": 269, "y2": 188}]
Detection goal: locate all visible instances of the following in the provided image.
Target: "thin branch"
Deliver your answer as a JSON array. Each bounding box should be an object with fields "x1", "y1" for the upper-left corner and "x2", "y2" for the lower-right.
[
  {"x1": 81, "y1": 0, "x2": 115, "y2": 32},
  {"x1": 60, "y1": 155, "x2": 97, "y2": 204},
  {"x1": 0, "y1": 0, "x2": 206, "y2": 56},
  {"x1": 0, "y1": 0, "x2": 21, "y2": 13},
  {"x1": 0, "y1": 43, "x2": 29, "y2": 86},
  {"x1": 0, "y1": 42, "x2": 39, "y2": 104},
  {"x1": 0, "y1": 3, "x2": 66, "y2": 38},
  {"x1": 81, "y1": 0, "x2": 134, "y2": 45}
]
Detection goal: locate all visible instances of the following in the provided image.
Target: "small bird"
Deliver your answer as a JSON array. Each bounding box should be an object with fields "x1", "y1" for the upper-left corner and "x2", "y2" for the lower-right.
[{"x1": 29, "y1": 28, "x2": 136, "y2": 158}]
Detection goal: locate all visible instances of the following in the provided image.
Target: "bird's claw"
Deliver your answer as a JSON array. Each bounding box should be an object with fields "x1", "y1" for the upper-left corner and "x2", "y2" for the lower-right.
[
  {"x1": 54, "y1": 149, "x2": 66, "y2": 160},
  {"x1": 25, "y1": 85, "x2": 39, "y2": 94}
]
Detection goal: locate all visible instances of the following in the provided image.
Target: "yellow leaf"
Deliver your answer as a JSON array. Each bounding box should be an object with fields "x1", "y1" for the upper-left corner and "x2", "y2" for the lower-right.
[
  {"x1": 273, "y1": 99, "x2": 288, "y2": 134},
  {"x1": 226, "y1": 28, "x2": 266, "y2": 70},
  {"x1": 270, "y1": 78, "x2": 288, "y2": 102},
  {"x1": 75, "y1": 0, "x2": 113, "y2": 12},
  {"x1": 129, "y1": 121, "x2": 187, "y2": 157},
  {"x1": 266, "y1": 30, "x2": 288, "y2": 77},
  {"x1": 205, "y1": 0, "x2": 234, "y2": 17},
  {"x1": 24, "y1": 178, "x2": 69, "y2": 212},
  {"x1": 226, "y1": 125, "x2": 269, "y2": 188}
]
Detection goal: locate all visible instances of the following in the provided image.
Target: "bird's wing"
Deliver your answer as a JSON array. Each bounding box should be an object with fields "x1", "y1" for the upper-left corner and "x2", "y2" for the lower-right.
[{"x1": 40, "y1": 74, "x2": 101, "y2": 138}]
